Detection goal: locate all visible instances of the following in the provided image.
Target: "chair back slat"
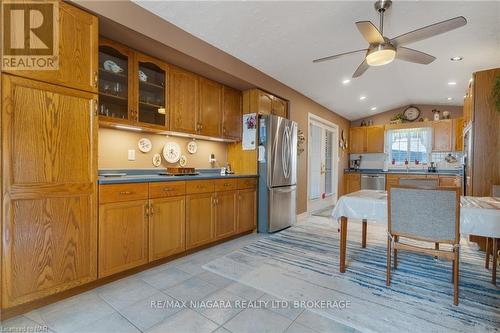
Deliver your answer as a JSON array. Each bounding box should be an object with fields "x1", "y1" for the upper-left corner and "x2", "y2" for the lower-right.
[{"x1": 399, "y1": 178, "x2": 438, "y2": 188}]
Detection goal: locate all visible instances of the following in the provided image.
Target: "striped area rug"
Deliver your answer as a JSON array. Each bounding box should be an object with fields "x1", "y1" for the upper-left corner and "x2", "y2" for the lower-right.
[{"x1": 203, "y1": 218, "x2": 500, "y2": 333}]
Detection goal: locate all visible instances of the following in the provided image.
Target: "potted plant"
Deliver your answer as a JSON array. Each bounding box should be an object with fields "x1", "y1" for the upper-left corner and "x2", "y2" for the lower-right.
[
  {"x1": 493, "y1": 74, "x2": 500, "y2": 113},
  {"x1": 390, "y1": 113, "x2": 406, "y2": 124}
]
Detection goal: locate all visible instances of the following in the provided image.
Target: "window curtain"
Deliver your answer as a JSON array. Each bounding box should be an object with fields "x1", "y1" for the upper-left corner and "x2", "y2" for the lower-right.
[{"x1": 385, "y1": 127, "x2": 432, "y2": 164}]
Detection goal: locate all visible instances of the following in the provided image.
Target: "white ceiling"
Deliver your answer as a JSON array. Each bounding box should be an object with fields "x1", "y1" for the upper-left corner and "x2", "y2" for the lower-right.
[{"x1": 134, "y1": 1, "x2": 500, "y2": 120}]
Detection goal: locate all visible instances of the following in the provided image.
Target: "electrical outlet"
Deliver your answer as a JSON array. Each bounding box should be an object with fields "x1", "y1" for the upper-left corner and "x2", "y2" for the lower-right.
[{"x1": 128, "y1": 149, "x2": 136, "y2": 161}]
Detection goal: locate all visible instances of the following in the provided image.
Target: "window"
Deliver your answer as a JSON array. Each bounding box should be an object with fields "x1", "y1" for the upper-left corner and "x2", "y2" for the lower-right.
[{"x1": 385, "y1": 127, "x2": 431, "y2": 166}]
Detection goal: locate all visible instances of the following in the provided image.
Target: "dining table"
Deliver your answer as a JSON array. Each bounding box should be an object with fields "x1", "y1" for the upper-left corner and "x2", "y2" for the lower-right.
[{"x1": 331, "y1": 190, "x2": 500, "y2": 284}]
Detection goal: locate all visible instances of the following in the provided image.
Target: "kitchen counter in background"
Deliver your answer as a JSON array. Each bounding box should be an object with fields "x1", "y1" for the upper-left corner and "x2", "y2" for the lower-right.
[
  {"x1": 98, "y1": 168, "x2": 258, "y2": 184},
  {"x1": 344, "y1": 168, "x2": 461, "y2": 176}
]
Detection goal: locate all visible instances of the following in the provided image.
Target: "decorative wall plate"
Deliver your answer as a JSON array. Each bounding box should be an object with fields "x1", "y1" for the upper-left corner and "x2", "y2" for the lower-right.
[
  {"x1": 187, "y1": 140, "x2": 197, "y2": 154},
  {"x1": 138, "y1": 138, "x2": 152, "y2": 153},
  {"x1": 179, "y1": 155, "x2": 187, "y2": 167},
  {"x1": 152, "y1": 153, "x2": 161, "y2": 167},
  {"x1": 163, "y1": 142, "x2": 181, "y2": 163}
]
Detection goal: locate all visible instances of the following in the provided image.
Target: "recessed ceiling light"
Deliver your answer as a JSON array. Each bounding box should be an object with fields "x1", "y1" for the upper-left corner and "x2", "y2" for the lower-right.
[
  {"x1": 370, "y1": 107, "x2": 377, "y2": 111},
  {"x1": 342, "y1": 79, "x2": 351, "y2": 85},
  {"x1": 359, "y1": 96, "x2": 366, "y2": 100},
  {"x1": 450, "y1": 56, "x2": 463, "y2": 61},
  {"x1": 448, "y1": 81, "x2": 457, "y2": 85},
  {"x1": 447, "y1": 97, "x2": 453, "y2": 101}
]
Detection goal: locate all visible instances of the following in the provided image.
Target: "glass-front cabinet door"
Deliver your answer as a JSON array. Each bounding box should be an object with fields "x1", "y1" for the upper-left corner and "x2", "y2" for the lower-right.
[
  {"x1": 98, "y1": 39, "x2": 134, "y2": 122},
  {"x1": 136, "y1": 54, "x2": 168, "y2": 129}
]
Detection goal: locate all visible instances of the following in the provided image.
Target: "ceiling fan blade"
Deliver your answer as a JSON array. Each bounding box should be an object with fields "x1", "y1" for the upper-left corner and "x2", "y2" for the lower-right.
[
  {"x1": 391, "y1": 16, "x2": 467, "y2": 47},
  {"x1": 355, "y1": 21, "x2": 385, "y2": 44},
  {"x1": 313, "y1": 49, "x2": 367, "y2": 63},
  {"x1": 352, "y1": 59, "x2": 369, "y2": 78},
  {"x1": 396, "y1": 47, "x2": 436, "y2": 64}
]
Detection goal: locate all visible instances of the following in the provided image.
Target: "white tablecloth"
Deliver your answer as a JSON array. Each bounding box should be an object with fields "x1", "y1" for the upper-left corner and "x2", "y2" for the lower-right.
[{"x1": 331, "y1": 190, "x2": 500, "y2": 238}]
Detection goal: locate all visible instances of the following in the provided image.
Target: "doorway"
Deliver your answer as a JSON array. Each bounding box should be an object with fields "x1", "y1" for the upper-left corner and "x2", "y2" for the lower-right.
[{"x1": 307, "y1": 114, "x2": 339, "y2": 216}]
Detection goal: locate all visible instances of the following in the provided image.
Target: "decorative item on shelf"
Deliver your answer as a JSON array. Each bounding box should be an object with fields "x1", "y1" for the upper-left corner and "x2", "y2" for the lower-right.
[
  {"x1": 492, "y1": 74, "x2": 500, "y2": 112},
  {"x1": 165, "y1": 167, "x2": 196, "y2": 175},
  {"x1": 432, "y1": 109, "x2": 441, "y2": 121},
  {"x1": 442, "y1": 110, "x2": 451, "y2": 119},
  {"x1": 360, "y1": 120, "x2": 366, "y2": 126},
  {"x1": 157, "y1": 107, "x2": 166, "y2": 115},
  {"x1": 297, "y1": 129, "x2": 305, "y2": 155},
  {"x1": 390, "y1": 113, "x2": 406, "y2": 124},
  {"x1": 445, "y1": 153, "x2": 458, "y2": 163},
  {"x1": 137, "y1": 138, "x2": 152, "y2": 153},
  {"x1": 418, "y1": 117, "x2": 424, "y2": 122},
  {"x1": 423, "y1": 117, "x2": 430, "y2": 122},
  {"x1": 163, "y1": 141, "x2": 181, "y2": 163},
  {"x1": 187, "y1": 140, "x2": 197, "y2": 154},
  {"x1": 403, "y1": 106, "x2": 421, "y2": 122},
  {"x1": 179, "y1": 155, "x2": 187, "y2": 167},
  {"x1": 152, "y1": 153, "x2": 162, "y2": 167},
  {"x1": 368, "y1": 120, "x2": 374, "y2": 126},
  {"x1": 138, "y1": 70, "x2": 148, "y2": 82},
  {"x1": 103, "y1": 60, "x2": 123, "y2": 73}
]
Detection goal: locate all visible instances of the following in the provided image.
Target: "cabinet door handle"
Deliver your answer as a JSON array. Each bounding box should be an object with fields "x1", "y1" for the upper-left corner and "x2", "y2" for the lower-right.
[
  {"x1": 223, "y1": 183, "x2": 231, "y2": 187},
  {"x1": 145, "y1": 204, "x2": 149, "y2": 217},
  {"x1": 93, "y1": 71, "x2": 98, "y2": 87},
  {"x1": 149, "y1": 204, "x2": 154, "y2": 216},
  {"x1": 163, "y1": 187, "x2": 174, "y2": 191},
  {"x1": 119, "y1": 191, "x2": 132, "y2": 195}
]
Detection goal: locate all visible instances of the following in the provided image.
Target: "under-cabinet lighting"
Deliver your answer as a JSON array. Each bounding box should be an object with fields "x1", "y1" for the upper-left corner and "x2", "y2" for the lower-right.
[{"x1": 114, "y1": 125, "x2": 142, "y2": 132}]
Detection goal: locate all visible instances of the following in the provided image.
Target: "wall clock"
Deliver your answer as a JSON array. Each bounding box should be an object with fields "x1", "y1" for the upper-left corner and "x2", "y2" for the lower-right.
[
  {"x1": 187, "y1": 140, "x2": 197, "y2": 154},
  {"x1": 403, "y1": 106, "x2": 421, "y2": 122},
  {"x1": 163, "y1": 142, "x2": 181, "y2": 163},
  {"x1": 138, "y1": 138, "x2": 152, "y2": 153}
]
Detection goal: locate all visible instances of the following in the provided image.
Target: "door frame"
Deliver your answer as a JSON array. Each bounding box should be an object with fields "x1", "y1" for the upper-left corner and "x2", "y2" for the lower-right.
[{"x1": 306, "y1": 113, "x2": 340, "y2": 214}]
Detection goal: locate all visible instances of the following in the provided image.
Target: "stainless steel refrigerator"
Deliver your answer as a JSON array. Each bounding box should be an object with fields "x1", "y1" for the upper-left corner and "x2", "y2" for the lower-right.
[{"x1": 257, "y1": 114, "x2": 298, "y2": 233}]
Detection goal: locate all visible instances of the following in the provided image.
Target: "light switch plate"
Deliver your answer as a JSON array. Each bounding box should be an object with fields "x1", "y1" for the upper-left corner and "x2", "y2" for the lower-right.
[{"x1": 128, "y1": 149, "x2": 136, "y2": 161}]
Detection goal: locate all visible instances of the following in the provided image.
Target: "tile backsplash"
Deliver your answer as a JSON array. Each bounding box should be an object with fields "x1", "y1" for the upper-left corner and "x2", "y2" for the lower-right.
[{"x1": 350, "y1": 152, "x2": 463, "y2": 170}]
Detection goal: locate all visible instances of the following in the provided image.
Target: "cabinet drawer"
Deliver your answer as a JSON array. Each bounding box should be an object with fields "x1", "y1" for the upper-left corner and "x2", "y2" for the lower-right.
[
  {"x1": 99, "y1": 183, "x2": 148, "y2": 203},
  {"x1": 214, "y1": 179, "x2": 238, "y2": 192},
  {"x1": 149, "y1": 181, "x2": 186, "y2": 198},
  {"x1": 439, "y1": 176, "x2": 459, "y2": 187},
  {"x1": 186, "y1": 180, "x2": 215, "y2": 194},
  {"x1": 237, "y1": 177, "x2": 257, "y2": 189}
]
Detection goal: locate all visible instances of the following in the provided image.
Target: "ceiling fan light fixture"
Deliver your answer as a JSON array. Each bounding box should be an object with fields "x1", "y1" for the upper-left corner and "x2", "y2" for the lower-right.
[{"x1": 366, "y1": 45, "x2": 396, "y2": 66}]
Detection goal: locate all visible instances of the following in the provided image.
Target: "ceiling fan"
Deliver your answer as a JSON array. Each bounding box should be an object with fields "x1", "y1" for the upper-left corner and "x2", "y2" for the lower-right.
[{"x1": 313, "y1": 0, "x2": 467, "y2": 78}]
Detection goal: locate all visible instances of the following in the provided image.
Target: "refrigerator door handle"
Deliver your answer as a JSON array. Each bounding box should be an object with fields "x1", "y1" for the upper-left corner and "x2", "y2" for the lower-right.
[{"x1": 281, "y1": 125, "x2": 291, "y2": 179}]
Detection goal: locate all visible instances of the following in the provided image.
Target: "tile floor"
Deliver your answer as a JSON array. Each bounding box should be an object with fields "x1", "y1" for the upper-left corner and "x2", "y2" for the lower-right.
[{"x1": 0, "y1": 216, "x2": 357, "y2": 333}]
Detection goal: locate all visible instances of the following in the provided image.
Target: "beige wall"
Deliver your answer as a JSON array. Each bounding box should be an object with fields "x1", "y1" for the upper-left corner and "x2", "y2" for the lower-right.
[
  {"x1": 75, "y1": 0, "x2": 350, "y2": 214},
  {"x1": 98, "y1": 128, "x2": 227, "y2": 169},
  {"x1": 351, "y1": 104, "x2": 463, "y2": 127}
]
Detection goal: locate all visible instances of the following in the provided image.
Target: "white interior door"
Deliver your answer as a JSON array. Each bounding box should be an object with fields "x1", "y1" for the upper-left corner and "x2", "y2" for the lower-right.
[{"x1": 308, "y1": 119, "x2": 338, "y2": 212}]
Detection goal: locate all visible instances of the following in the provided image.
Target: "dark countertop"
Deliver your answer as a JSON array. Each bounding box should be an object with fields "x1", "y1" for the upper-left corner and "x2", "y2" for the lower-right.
[
  {"x1": 98, "y1": 168, "x2": 258, "y2": 184},
  {"x1": 344, "y1": 168, "x2": 461, "y2": 176}
]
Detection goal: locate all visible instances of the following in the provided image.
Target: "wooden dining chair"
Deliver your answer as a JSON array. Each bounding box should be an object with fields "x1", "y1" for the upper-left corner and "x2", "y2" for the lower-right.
[{"x1": 386, "y1": 185, "x2": 461, "y2": 305}]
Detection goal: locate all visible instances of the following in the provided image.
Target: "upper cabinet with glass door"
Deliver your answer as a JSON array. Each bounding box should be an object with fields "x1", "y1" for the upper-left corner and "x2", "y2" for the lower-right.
[
  {"x1": 136, "y1": 54, "x2": 168, "y2": 129},
  {"x1": 98, "y1": 39, "x2": 134, "y2": 123}
]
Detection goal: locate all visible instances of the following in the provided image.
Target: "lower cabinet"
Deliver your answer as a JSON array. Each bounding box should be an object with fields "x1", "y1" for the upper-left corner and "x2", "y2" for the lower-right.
[
  {"x1": 237, "y1": 188, "x2": 257, "y2": 233},
  {"x1": 149, "y1": 196, "x2": 186, "y2": 261},
  {"x1": 344, "y1": 173, "x2": 361, "y2": 194},
  {"x1": 215, "y1": 191, "x2": 238, "y2": 239},
  {"x1": 98, "y1": 200, "x2": 149, "y2": 278},
  {"x1": 186, "y1": 193, "x2": 216, "y2": 249}
]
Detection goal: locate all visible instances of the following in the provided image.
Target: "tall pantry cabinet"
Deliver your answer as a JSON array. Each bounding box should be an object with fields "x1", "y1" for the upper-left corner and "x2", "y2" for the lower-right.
[{"x1": 1, "y1": 2, "x2": 98, "y2": 309}]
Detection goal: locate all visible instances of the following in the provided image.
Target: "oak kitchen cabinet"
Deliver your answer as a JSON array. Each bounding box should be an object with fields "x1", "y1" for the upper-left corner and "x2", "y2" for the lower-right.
[
  {"x1": 237, "y1": 178, "x2": 258, "y2": 233},
  {"x1": 432, "y1": 120, "x2": 453, "y2": 152},
  {"x1": 245, "y1": 89, "x2": 289, "y2": 118},
  {"x1": 223, "y1": 86, "x2": 243, "y2": 139},
  {"x1": 169, "y1": 66, "x2": 199, "y2": 133},
  {"x1": 349, "y1": 125, "x2": 385, "y2": 153},
  {"x1": 344, "y1": 173, "x2": 361, "y2": 194},
  {"x1": 98, "y1": 39, "x2": 169, "y2": 130},
  {"x1": 186, "y1": 192, "x2": 216, "y2": 249},
  {"x1": 98, "y1": 183, "x2": 149, "y2": 278},
  {"x1": 1, "y1": 75, "x2": 98, "y2": 308},
  {"x1": 454, "y1": 117, "x2": 464, "y2": 151},
  {"x1": 198, "y1": 77, "x2": 223, "y2": 137},
  {"x1": 149, "y1": 181, "x2": 186, "y2": 260},
  {"x1": 4, "y1": 2, "x2": 98, "y2": 94}
]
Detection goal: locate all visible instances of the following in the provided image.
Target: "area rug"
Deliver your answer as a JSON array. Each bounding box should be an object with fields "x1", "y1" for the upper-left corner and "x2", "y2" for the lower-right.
[{"x1": 203, "y1": 219, "x2": 500, "y2": 333}]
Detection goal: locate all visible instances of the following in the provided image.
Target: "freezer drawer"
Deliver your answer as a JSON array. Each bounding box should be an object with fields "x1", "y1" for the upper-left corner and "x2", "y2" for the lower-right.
[{"x1": 269, "y1": 185, "x2": 296, "y2": 232}]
